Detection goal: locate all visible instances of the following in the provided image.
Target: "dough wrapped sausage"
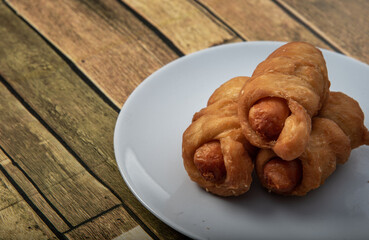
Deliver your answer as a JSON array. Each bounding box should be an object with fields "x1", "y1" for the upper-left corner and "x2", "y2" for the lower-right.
[
  {"x1": 238, "y1": 42, "x2": 330, "y2": 160},
  {"x1": 182, "y1": 77, "x2": 257, "y2": 196},
  {"x1": 256, "y1": 92, "x2": 369, "y2": 196}
]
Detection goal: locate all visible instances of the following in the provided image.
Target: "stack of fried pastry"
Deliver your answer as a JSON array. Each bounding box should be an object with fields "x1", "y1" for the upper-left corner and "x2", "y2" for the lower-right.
[
  {"x1": 182, "y1": 76, "x2": 257, "y2": 196},
  {"x1": 182, "y1": 42, "x2": 369, "y2": 197}
]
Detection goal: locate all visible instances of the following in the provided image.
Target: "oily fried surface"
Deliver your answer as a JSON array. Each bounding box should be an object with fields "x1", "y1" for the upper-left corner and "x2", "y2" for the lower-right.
[
  {"x1": 256, "y1": 91, "x2": 368, "y2": 196},
  {"x1": 238, "y1": 42, "x2": 330, "y2": 160},
  {"x1": 182, "y1": 76, "x2": 256, "y2": 196}
]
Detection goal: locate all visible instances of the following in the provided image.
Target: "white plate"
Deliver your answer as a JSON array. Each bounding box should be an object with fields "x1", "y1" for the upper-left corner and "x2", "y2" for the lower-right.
[{"x1": 114, "y1": 41, "x2": 369, "y2": 240}]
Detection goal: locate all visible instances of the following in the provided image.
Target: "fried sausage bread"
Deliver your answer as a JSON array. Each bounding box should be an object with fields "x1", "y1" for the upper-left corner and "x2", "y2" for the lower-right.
[
  {"x1": 182, "y1": 77, "x2": 257, "y2": 196},
  {"x1": 238, "y1": 42, "x2": 330, "y2": 160},
  {"x1": 256, "y1": 92, "x2": 369, "y2": 196}
]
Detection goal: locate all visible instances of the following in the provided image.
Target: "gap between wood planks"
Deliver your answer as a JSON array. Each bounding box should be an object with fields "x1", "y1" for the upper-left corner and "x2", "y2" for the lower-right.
[
  {"x1": 0, "y1": 75, "x2": 159, "y2": 240},
  {"x1": 1, "y1": 0, "x2": 119, "y2": 114},
  {"x1": 194, "y1": 0, "x2": 344, "y2": 54},
  {"x1": 0, "y1": 153, "x2": 67, "y2": 240},
  {"x1": 2, "y1": 0, "x2": 184, "y2": 111},
  {"x1": 0, "y1": 141, "x2": 73, "y2": 229},
  {"x1": 193, "y1": 0, "x2": 246, "y2": 42},
  {"x1": 0, "y1": 149, "x2": 136, "y2": 239},
  {"x1": 272, "y1": 0, "x2": 344, "y2": 54},
  {"x1": 115, "y1": 0, "x2": 184, "y2": 57},
  {"x1": 61, "y1": 204, "x2": 121, "y2": 235}
]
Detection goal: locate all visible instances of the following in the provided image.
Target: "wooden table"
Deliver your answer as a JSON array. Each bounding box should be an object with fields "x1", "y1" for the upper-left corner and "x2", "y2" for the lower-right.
[{"x1": 0, "y1": 0, "x2": 368, "y2": 239}]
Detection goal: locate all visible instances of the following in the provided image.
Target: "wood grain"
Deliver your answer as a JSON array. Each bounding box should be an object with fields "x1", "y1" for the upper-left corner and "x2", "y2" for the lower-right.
[
  {"x1": 0, "y1": 81, "x2": 127, "y2": 226},
  {"x1": 0, "y1": 2, "x2": 185, "y2": 239},
  {"x1": 65, "y1": 207, "x2": 152, "y2": 240},
  {"x1": 0, "y1": 151, "x2": 22, "y2": 210},
  {"x1": 42, "y1": 172, "x2": 121, "y2": 226},
  {"x1": 0, "y1": 201, "x2": 56, "y2": 240},
  {"x1": 0, "y1": 4, "x2": 118, "y2": 169},
  {"x1": 1, "y1": 149, "x2": 70, "y2": 232},
  {"x1": 0, "y1": 83, "x2": 83, "y2": 191},
  {"x1": 279, "y1": 0, "x2": 369, "y2": 63},
  {"x1": 0, "y1": 151, "x2": 57, "y2": 239},
  {"x1": 5, "y1": 0, "x2": 179, "y2": 107},
  {"x1": 199, "y1": 0, "x2": 331, "y2": 49},
  {"x1": 122, "y1": 0, "x2": 239, "y2": 54}
]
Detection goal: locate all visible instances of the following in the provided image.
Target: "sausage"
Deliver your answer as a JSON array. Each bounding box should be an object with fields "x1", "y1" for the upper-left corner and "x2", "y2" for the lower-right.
[
  {"x1": 262, "y1": 158, "x2": 302, "y2": 194},
  {"x1": 194, "y1": 141, "x2": 226, "y2": 183},
  {"x1": 249, "y1": 97, "x2": 290, "y2": 140}
]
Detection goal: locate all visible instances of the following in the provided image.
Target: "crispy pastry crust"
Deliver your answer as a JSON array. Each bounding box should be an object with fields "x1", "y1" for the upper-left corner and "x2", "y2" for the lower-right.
[
  {"x1": 256, "y1": 92, "x2": 369, "y2": 196},
  {"x1": 182, "y1": 77, "x2": 256, "y2": 196},
  {"x1": 318, "y1": 92, "x2": 369, "y2": 148},
  {"x1": 238, "y1": 42, "x2": 330, "y2": 160}
]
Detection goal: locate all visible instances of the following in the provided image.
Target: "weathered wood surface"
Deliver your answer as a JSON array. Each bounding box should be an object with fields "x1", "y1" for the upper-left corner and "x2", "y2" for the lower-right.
[
  {"x1": 0, "y1": 13, "x2": 123, "y2": 228},
  {"x1": 0, "y1": 150, "x2": 57, "y2": 239},
  {"x1": 198, "y1": 0, "x2": 331, "y2": 49},
  {"x1": 0, "y1": 79, "x2": 121, "y2": 224},
  {"x1": 5, "y1": 0, "x2": 179, "y2": 108},
  {"x1": 0, "y1": 149, "x2": 70, "y2": 233},
  {"x1": 0, "y1": 1, "x2": 185, "y2": 239},
  {"x1": 0, "y1": 78, "x2": 142, "y2": 233},
  {"x1": 122, "y1": 0, "x2": 240, "y2": 54},
  {"x1": 278, "y1": 0, "x2": 369, "y2": 64},
  {"x1": 65, "y1": 207, "x2": 152, "y2": 240}
]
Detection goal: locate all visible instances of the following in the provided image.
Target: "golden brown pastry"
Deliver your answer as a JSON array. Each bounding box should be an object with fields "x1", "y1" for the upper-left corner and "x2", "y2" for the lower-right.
[
  {"x1": 182, "y1": 77, "x2": 257, "y2": 196},
  {"x1": 256, "y1": 92, "x2": 369, "y2": 196},
  {"x1": 238, "y1": 42, "x2": 330, "y2": 160}
]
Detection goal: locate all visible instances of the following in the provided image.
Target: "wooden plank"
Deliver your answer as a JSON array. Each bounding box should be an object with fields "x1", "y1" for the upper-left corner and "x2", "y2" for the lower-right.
[
  {"x1": 122, "y1": 0, "x2": 240, "y2": 54},
  {"x1": 43, "y1": 171, "x2": 121, "y2": 226},
  {"x1": 0, "y1": 81, "x2": 127, "y2": 226},
  {"x1": 199, "y1": 0, "x2": 331, "y2": 49},
  {"x1": 279, "y1": 0, "x2": 369, "y2": 64},
  {"x1": 0, "y1": 201, "x2": 56, "y2": 240},
  {"x1": 0, "y1": 82, "x2": 84, "y2": 191},
  {"x1": 0, "y1": 152, "x2": 57, "y2": 239},
  {"x1": 65, "y1": 207, "x2": 152, "y2": 240},
  {"x1": 0, "y1": 2, "x2": 186, "y2": 239},
  {"x1": 30, "y1": 194, "x2": 70, "y2": 233},
  {"x1": 0, "y1": 2, "x2": 118, "y2": 182},
  {"x1": 0, "y1": 154, "x2": 22, "y2": 210},
  {"x1": 1, "y1": 149, "x2": 70, "y2": 232},
  {"x1": 5, "y1": 0, "x2": 179, "y2": 108}
]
